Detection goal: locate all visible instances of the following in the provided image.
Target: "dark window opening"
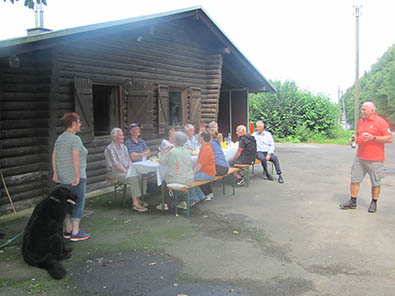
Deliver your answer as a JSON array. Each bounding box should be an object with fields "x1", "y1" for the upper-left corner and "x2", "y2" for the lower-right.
[
  {"x1": 169, "y1": 91, "x2": 183, "y2": 126},
  {"x1": 93, "y1": 85, "x2": 120, "y2": 136}
]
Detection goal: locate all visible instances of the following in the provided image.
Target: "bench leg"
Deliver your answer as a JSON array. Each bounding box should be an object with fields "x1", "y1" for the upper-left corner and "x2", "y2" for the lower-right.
[
  {"x1": 161, "y1": 181, "x2": 166, "y2": 210},
  {"x1": 186, "y1": 191, "x2": 190, "y2": 217},
  {"x1": 246, "y1": 167, "x2": 250, "y2": 187},
  {"x1": 123, "y1": 184, "x2": 127, "y2": 208},
  {"x1": 175, "y1": 191, "x2": 179, "y2": 216},
  {"x1": 232, "y1": 174, "x2": 236, "y2": 195},
  {"x1": 252, "y1": 164, "x2": 255, "y2": 175},
  {"x1": 222, "y1": 177, "x2": 225, "y2": 195}
]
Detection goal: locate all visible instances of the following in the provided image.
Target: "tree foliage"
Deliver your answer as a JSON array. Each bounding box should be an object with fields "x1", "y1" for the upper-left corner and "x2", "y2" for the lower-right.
[
  {"x1": 343, "y1": 44, "x2": 395, "y2": 129},
  {"x1": 249, "y1": 80, "x2": 338, "y2": 141},
  {"x1": 3, "y1": 0, "x2": 47, "y2": 9}
]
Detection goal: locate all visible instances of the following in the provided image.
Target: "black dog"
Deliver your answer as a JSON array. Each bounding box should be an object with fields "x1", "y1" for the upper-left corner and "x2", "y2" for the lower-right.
[{"x1": 22, "y1": 187, "x2": 78, "y2": 280}]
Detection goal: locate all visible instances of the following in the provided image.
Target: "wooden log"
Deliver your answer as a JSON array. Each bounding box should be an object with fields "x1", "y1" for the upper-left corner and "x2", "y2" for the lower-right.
[
  {"x1": 0, "y1": 155, "x2": 44, "y2": 169},
  {"x1": 1, "y1": 164, "x2": 43, "y2": 177},
  {"x1": 3, "y1": 171, "x2": 43, "y2": 186},
  {"x1": 1, "y1": 146, "x2": 42, "y2": 158},
  {"x1": 1, "y1": 137, "x2": 48, "y2": 148},
  {"x1": 0, "y1": 188, "x2": 46, "y2": 205},
  {"x1": 0, "y1": 128, "x2": 48, "y2": 139}
]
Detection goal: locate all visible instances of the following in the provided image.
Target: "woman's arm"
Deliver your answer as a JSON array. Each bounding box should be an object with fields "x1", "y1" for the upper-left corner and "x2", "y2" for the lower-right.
[
  {"x1": 52, "y1": 149, "x2": 58, "y2": 183},
  {"x1": 72, "y1": 149, "x2": 81, "y2": 186}
]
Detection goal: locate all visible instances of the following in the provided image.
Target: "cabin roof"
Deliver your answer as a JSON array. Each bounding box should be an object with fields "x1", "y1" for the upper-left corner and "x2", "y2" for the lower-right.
[{"x1": 0, "y1": 6, "x2": 275, "y2": 93}]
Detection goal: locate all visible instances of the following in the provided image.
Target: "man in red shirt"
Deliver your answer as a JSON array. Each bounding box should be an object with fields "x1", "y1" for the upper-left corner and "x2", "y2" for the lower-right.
[{"x1": 340, "y1": 102, "x2": 393, "y2": 213}]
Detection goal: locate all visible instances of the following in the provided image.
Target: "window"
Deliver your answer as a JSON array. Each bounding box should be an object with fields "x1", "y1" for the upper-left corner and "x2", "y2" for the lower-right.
[
  {"x1": 169, "y1": 91, "x2": 183, "y2": 126},
  {"x1": 92, "y1": 85, "x2": 121, "y2": 136}
]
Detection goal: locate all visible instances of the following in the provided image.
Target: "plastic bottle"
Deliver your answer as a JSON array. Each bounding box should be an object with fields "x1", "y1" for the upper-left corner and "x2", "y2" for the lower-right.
[{"x1": 351, "y1": 134, "x2": 356, "y2": 148}]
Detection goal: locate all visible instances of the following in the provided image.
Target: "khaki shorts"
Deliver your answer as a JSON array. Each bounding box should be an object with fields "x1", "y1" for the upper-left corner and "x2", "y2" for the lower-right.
[
  {"x1": 351, "y1": 157, "x2": 384, "y2": 187},
  {"x1": 108, "y1": 172, "x2": 144, "y2": 198}
]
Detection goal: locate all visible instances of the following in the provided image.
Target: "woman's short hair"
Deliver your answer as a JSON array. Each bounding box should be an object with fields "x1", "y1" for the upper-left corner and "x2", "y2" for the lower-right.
[
  {"x1": 200, "y1": 130, "x2": 210, "y2": 142},
  {"x1": 61, "y1": 112, "x2": 80, "y2": 128},
  {"x1": 174, "y1": 131, "x2": 188, "y2": 147},
  {"x1": 164, "y1": 126, "x2": 175, "y2": 138},
  {"x1": 111, "y1": 128, "x2": 122, "y2": 139}
]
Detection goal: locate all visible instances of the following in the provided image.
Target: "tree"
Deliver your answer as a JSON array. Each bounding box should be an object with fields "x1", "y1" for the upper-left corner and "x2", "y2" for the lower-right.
[
  {"x1": 343, "y1": 44, "x2": 395, "y2": 129},
  {"x1": 3, "y1": 0, "x2": 47, "y2": 9},
  {"x1": 249, "y1": 80, "x2": 338, "y2": 140}
]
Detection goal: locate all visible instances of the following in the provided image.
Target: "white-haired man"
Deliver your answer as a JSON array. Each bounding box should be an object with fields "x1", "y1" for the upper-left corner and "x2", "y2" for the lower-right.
[
  {"x1": 340, "y1": 102, "x2": 392, "y2": 213},
  {"x1": 184, "y1": 123, "x2": 201, "y2": 153},
  {"x1": 229, "y1": 125, "x2": 257, "y2": 186},
  {"x1": 104, "y1": 128, "x2": 148, "y2": 213},
  {"x1": 253, "y1": 121, "x2": 284, "y2": 183}
]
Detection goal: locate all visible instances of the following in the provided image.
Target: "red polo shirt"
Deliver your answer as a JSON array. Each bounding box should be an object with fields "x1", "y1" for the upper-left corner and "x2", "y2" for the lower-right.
[{"x1": 356, "y1": 113, "x2": 392, "y2": 161}]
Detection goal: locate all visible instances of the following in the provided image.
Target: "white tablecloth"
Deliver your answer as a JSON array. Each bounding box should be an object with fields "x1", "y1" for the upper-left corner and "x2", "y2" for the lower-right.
[{"x1": 133, "y1": 143, "x2": 239, "y2": 186}]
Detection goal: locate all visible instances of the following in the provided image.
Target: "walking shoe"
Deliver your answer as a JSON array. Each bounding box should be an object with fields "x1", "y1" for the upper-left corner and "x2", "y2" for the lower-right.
[
  {"x1": 278, "y1": 175, "x2": 284, "y2": 184},
  {"x1": 205, "y1": 193, "x2": 213, "y2": 201},
  {"x1": 266, "y1": 174, "x2": 274, "y2": 181},
  {"x1": 156, "y1": 203, "x2": 169, "y2": 211},
  {"x1": 176, "y1": 201, "x2": 187, "y2": 210},
  {"x1": 339, "y1": 199, "x2": 357, "y2": 210},
  {"x1": 236, "y1": 178, "x2": 246, "y2": 187},
  {"x1": 63, "y1": 231, "x2": 72, "y2": 239},
  {"x1": 368, "y1": 201, "x2": 377, "y2": 213},
  {"x1": 70, "y1": 230, "x2": 91, "y2": 242}
]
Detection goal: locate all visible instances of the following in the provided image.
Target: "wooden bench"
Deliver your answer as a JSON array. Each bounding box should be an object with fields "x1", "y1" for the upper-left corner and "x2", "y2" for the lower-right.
[
  {"x1": 235, "y1": 159, "x2": 274, "y2": 187},
  {"x1": 166, "y1": 167, "x2": 240, "y2": 217},
  {"x1": 106, "y1": 178, "x2": 128, "y2": 207}
]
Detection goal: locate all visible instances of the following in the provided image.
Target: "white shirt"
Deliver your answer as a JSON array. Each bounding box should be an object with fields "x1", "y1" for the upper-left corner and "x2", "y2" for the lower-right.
[{"x1": 253, "y1": 131, "x2": 275, "y2": 154}]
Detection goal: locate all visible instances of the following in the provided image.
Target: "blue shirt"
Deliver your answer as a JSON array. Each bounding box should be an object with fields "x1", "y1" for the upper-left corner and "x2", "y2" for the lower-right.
[
  {"x1": 124, "y1": 137, "x2": 148, "y2": 162},
  {"x1": 185, "y1": 135, "x2": 200, "y2": 151},
  {"x1": 253, "y1": 131, "x2": 275, "y2": 154},
  {"x1": 210, "y1": 140, "x2": 229, "y2": 167}
]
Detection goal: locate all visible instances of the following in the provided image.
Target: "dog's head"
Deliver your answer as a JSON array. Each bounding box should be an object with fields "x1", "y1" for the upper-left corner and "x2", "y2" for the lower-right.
[{"x1": 49, "y1": 187, "x2": 78, "y2": 206}]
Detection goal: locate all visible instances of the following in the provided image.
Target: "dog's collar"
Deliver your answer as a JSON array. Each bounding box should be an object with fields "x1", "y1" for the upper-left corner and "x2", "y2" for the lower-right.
[{"x1": 49, "y1": 196, "x2": 61, "y2": 203}]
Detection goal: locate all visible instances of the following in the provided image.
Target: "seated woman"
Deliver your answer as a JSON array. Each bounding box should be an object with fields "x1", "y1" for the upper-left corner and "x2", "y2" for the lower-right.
[
  {"x1": 160, "y1": 126, "x2": 175, "y2": 154},
  {"x1": 160, "y1": 131, "x2": 202, "y2": 209},
  {"x1": 202, "y1": 128, "x2": 230, "y2": 200},
  {"x1": 104, "y1": 128, "x2": 148, "y2": 213},
  {"x1": 192, "y1": 130, "x2": 216, "y2": 204}
]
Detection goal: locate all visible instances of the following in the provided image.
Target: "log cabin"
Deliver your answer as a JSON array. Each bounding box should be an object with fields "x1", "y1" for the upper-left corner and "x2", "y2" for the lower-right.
[{"x1": 0, "y1": 6, "x2": 275, "y2": 214}]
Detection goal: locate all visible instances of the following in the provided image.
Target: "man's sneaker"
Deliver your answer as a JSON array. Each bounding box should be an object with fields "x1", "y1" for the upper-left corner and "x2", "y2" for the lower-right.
[
  {"x1": 368, "y1": 201, "x2": 377, "y2": 213},
  {"x1": 205, "y1": 193, "x2": 213, "y2": 201},
  {"x1": 339, "y1": 199, "x2": 357, "y2": 210},
  {"x1": 278, "y1": 175, "x2": 284, "y2": 184},
  {"x1": 63, "y1": 231, "x2": 72, "y2": 239},
  {"x1": 70, "y1": 230, "x2": 91, "y2": 242},
  {"x1": 266, "y1": 174, "x2": 274, "y2": 181},
  {"x1": 236, "y1": 178, "x2": 246, "y2": 187}
]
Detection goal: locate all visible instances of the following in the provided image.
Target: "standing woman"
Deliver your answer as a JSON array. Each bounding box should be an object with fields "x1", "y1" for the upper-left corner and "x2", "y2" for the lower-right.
[{"x1": 52, "y1": 112, "x2": 91, "y2": 241}]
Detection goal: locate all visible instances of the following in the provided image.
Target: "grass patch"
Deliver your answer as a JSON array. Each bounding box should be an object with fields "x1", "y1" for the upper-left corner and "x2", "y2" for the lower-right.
[{"x1": 276, "y1": 128, "x2": 354, "y2": 145}]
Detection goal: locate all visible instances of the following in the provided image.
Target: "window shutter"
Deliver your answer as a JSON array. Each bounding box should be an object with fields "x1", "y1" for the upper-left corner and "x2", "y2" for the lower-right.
[
  {"x1": 189, "y1": 86, "x2": 201, "y2": 126},
  {"x1": 126, "y1": 81, "x2": 154, "y2": 139},
  {"x1": 157, "y1": 85, "x2": 169, "y2": 135},
  {"x1": 74, "y1": 77, "x2": 93, "y2": 143}
]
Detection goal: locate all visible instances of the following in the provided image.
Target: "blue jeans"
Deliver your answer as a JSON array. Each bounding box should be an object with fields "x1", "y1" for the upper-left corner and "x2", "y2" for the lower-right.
[
  {"x1": 256, "y1": 152, "x2": 282, "y2": 176},
  {"x1": 189, "y1": 172, "x2": 215, "y2": 201},
  {"x1": 64, "y1": 178, "x2": 86, "y2": 222}
]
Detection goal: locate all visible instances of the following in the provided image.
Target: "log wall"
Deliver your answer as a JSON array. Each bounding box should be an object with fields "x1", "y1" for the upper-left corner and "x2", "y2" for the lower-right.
[
  {"x1": 0, "y1": 51, "x2": 52, "y2": 213},
  {"x1": 50, "y1": 21, "x2": 223, "y2": 192}
]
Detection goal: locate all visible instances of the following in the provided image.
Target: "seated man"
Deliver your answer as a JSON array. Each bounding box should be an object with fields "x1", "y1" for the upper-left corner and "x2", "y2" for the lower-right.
[
  {"x1": 184, "y1": 123, "x2": 201, "y2": 154},
  {"x1": 104, "y1": 128, "x2": 148, "y2": 212},
  {"x1": 253, "y1": 121, "x2": 284, "y2": 183},
  {"x1": 125, "y1": 123, "x2": 150, "y2": 162},
  {"x1": 229, "y1": 125, "x2": 257, "y2": 186}
]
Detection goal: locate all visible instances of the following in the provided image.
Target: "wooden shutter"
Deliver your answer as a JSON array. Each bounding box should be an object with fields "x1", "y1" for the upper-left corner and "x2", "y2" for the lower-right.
[
  {"x1": 74, "y1": 77, "x2": 93, "y2": 143},
  {"x1": 157, "y1": 85, "x2": 169, "y2": 135},
  {"x1": 189, "y1": 86, "x2": 201, "y2": 126},
  {"x1": 126, "y1": 81, "x2": 154, "y2": 139}
]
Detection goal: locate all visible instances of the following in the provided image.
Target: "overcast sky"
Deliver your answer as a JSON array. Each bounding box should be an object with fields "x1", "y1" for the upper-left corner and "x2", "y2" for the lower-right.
[{"x1": 1, "y1": 0, "x2": 394, "y2": 102}]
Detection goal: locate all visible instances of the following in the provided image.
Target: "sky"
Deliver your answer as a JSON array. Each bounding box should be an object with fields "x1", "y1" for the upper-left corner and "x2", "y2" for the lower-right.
[{"x1": 1, "y1": 0, "x2": 394, "y2": 103}]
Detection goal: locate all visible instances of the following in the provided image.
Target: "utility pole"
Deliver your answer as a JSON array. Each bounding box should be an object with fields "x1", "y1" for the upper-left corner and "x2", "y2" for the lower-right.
[{"x1": 354, "y1": 5, "x2": 361, "y2": 130}]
